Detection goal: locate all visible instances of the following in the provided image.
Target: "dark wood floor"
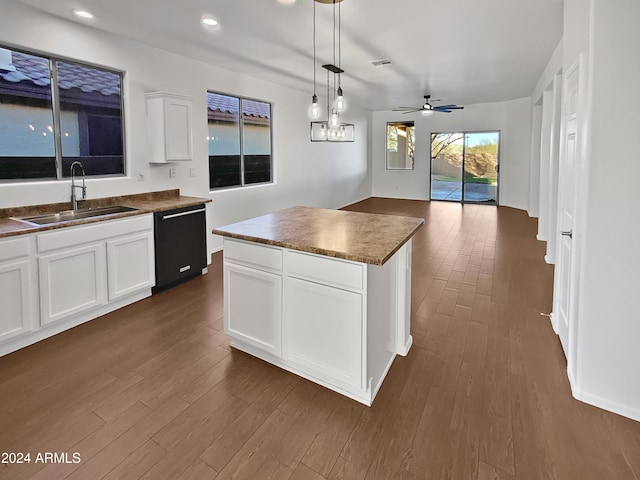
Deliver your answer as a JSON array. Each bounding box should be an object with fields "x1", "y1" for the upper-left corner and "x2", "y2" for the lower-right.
[{"x1": 1, "y1": 198, "x2": 639, "y2": 480}]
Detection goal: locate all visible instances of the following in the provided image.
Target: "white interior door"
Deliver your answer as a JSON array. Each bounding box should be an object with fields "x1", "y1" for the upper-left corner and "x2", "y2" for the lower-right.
[{"x1": 554, "y1": 61, "x2": 581, "y2": 359}]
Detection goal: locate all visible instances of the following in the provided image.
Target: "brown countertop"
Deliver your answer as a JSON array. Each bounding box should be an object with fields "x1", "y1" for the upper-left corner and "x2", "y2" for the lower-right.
[
  {"x1": 212, "y1": 206, "x2": 424, "y2": 266},
  {"x1": 0, "y1": 189, "x2": 211, "y2": 239}
]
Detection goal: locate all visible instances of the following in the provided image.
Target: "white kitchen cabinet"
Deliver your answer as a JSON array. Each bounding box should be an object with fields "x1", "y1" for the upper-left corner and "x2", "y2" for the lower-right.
[
  {"x1": 146, "y1": 92, "x2": 193, "y2": 163},
  {"x1": 284, "y1": 277, "x2": 363, "y2": 390},
  {"x1": 0, "y1": 214, "x2": 156, "y2": 357},
  {"x1": 39, "y1": 243, "x2": 107, "y2": 325},
  {"x1": 107, "y1": 232, "x2": 154, "y2": 301},
  {"x1": 224, "y1": 262, "x2": 282, "y2": 357},
  {"x1": 222, "y1": 237, "x2": 414, "y2": 406},
  {"x1": 36, "y1": 214, "x2": 154, "y2": 327},
  {"x1": 0, "y1": 236, "x2": 35, "y2": 342}
]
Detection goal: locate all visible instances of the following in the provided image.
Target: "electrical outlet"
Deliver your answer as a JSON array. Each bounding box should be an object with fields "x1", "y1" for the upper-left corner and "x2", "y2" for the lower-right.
[
  {"x1": 169, "y1": 167, "x2": 176, "y2": 178},
  {"x1": 137, "y1": 169, "x2": 145, "y2": 181},
  {"x1": 190, "y1": 168, "x2": 196, "y2": 177}
]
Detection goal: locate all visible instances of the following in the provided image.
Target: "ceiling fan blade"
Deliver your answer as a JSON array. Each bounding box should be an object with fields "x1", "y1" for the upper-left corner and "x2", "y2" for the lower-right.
[
  {"x1": 434, "y1": 104, "x2": 456, "y2": 109},
  {"x1": 403, "y1": 110, "x2": 421, "y2": 114},
  {"x1": 436, "y1": 109, "x2": 453, "y2": 113},
  {"x1": 433, "y1": 106, "x2": 464, "y2": 111},
  {"x1": 393, "y1": 107, "x2": 420, "y2": 111}
]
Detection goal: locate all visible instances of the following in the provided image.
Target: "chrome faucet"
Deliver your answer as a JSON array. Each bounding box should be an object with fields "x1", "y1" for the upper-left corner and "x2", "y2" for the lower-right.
[{"x1": 70, "y1": 161, "x2": 86, "y2": 211}]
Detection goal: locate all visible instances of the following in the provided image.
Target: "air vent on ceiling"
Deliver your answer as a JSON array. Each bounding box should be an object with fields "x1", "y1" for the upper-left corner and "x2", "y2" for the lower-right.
[{"x1": 371, "y1": 59, "x2": 392, "y2": 67}]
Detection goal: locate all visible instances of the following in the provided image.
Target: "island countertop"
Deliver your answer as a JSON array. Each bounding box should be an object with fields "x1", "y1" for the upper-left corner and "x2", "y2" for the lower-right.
[{"x1": 212, "y1": 206, "x2": 424, "y2": 266}]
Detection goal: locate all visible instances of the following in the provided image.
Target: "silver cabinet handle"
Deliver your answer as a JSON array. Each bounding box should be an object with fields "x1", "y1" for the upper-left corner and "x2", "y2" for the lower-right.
[
  {"x1": 162, "y1": 208, "x2": 206, "y2": 220},
  {"x1": 561, "y1": 230, "x2": 573, "y2": 239}
]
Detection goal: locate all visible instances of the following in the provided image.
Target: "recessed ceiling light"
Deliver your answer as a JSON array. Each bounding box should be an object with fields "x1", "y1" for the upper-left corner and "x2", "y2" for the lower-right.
[
  {"x1": 201, "y1": 17, "x2": 219, "y2": 27},
  {"x1": 73, "y1": 9, "x2": 94, "y2": 19}
]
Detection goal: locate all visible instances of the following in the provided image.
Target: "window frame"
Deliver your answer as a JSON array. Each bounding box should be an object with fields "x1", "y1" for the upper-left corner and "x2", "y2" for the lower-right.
[
  {"x1": 0, "y1": 43, "x2": 127, "y2": 183},
  {"x1": 206, "y1": 90, "x2": 273, "y2": 191},
  {"x1": 385, "y1": 121, "x2": 415, "y2": 170}
]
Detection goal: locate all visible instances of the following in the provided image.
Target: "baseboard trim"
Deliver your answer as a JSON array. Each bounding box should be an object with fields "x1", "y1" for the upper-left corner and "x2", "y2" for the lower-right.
[
  {"x1": 544, "y1": 254, "x2": 554, "y2": 265},
  {"x1": 337, "y1": 195, "x2": 372, "y2": 210},
  {"x1": 536, "y1": 234, "x2": 547, "y2": 242},
  {"x1": 575, "y1": 388, "x2": 640, "y2": 422}
]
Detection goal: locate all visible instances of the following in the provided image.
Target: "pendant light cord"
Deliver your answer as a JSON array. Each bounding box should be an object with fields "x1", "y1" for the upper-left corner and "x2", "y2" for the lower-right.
[
  {"x1": 338, "y1": 0, "x2": 341, "y2": 89},
  {"x1": 313, "y1": 0, "x2": 316, "y2": 96},
  {"x1": 332, "y1": 0, "x2": 336, "y2": 105}
]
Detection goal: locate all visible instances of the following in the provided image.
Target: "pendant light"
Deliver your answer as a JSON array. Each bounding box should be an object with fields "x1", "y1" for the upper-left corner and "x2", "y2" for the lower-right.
[
  {"x1": 309, "y1": 0, "x2": 354, "y2": 142},
  {"x1": 310, "y1": 0, "x2": 320, "y2": 118}
]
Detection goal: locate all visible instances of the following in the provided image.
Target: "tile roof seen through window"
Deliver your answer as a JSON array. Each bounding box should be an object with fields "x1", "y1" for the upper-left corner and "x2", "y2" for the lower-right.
[
  {"x1": 207, "y1": 92, "x2": 270, "y2": 119},
  {"x1": 0, "y1": 50, "x2": 120, "y2": 96}
]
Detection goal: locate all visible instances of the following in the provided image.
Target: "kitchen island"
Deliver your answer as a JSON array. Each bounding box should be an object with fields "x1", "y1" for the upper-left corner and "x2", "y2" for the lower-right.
[{"x1": 212, "y1": 206, "x2": 424, "y2": 406}]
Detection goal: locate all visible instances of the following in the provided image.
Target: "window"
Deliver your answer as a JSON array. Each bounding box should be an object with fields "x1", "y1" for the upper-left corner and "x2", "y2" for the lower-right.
[
  {"x1": 207, "y1": 91, "x2": 272, "y2": 190},
  {"x1": 386, "y1": 122, "x2": 415, "y2": 170},
  {"x1": 0, "y1": 46, "x2": 125, "y2": 181}
]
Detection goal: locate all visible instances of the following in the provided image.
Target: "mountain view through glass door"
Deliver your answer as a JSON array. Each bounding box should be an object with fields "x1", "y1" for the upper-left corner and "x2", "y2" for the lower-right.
[{"x1": 430, "y1": 131, "x2": 499, "y2": 204}]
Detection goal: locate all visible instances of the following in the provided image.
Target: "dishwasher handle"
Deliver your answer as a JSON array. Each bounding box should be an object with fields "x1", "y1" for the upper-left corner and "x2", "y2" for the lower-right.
[{"x1": 162, "y1": 208, "x2": 206, "y2": 220}]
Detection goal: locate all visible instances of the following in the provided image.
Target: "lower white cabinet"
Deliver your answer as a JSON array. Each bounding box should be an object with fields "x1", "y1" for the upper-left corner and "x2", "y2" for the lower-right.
[
  {"x1": 225, "y1": 262, "x2": 282, "y2": 356},
  {"x1": 0, "y1": 214, "x2": 156, "y2": 357},
  {"x1": 107, "y1": 232, "x2": 155, "y2": 301},
  {"x1": 39, "y1": 243, "x2": 107, "y2": 326},
  {"x1": 284, "y1": 277, "x2": 363, "y2": 389},
  {"x1": 0, "y1": 236, "x2": 35, "y2": 342},
  {"x1": 0, "y1": 259, "x2": 34, "y2": 341},
  {"x1": 36, "y1": 215, "x2": 155, "y2": 327}
]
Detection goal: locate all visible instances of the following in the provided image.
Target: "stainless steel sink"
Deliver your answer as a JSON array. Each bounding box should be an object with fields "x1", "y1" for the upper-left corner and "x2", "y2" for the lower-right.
[{"x1": 15, "y1": 205, "x2": 139, "y2": 226}]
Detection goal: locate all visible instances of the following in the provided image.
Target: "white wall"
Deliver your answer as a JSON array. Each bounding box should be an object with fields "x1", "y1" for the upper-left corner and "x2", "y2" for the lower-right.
[
  {"x1": 371, "y1": 98, "x2": 532, "y2": 210},
  {"x1": 576, "y1": 0, "x2": 640, "y2": 421},
  {"x1": 528, "y1": 105, "x2": 542, "y2": 218},
  {"x1": 0, "y1": 2, "x2": 371, "y2": 253}
]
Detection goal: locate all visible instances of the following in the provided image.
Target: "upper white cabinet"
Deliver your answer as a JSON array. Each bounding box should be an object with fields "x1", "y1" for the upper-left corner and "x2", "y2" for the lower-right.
[
  {"x1": 146, "y1": 92, "x2": 193, "y2": 163},
  {"x1": 0, "y1": 236, "x2": 36, "y2": 342}
]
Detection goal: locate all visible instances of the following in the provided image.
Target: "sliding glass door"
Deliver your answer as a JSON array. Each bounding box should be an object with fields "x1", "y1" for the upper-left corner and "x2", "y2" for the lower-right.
[{"x1": 430, "y1": 131, "x2": 499, "y2": 204}]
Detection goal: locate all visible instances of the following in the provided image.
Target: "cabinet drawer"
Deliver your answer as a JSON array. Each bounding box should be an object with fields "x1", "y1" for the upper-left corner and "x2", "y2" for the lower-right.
[
  {"x1": 285, "y1": 250, "x2": 364, "y2": 291},
  {"x1": 0, "y1": 236, "x2": 31, "y2": 262},
  {"x1": 37, "y1": 215, "x2": 153, "y2": 253},
  {"x1": 224, "y1": 239, "x2": 282, "y2": 273}
]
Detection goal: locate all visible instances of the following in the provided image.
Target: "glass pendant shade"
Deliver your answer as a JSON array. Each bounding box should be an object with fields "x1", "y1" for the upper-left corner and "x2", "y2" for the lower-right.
[
  {"x1": 311, "y1": 94, "x2": 320, "y2": 118},
  {"x1": 335, "y1": 87, "x2": 345, "y2": 111},
  {"x1": 310, "y1": 121, "x2": 355, "y2": 142}
]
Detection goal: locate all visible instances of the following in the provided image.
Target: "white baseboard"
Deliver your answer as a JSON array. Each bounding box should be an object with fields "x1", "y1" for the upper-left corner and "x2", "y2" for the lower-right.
[
  {"x1": 0, "y1": 289, "x2": 151, "y2": 358},
  {"x1": 536, "y1": 234, "x2": 547, "y2": 242},
  {"x1": 574, "y1": 387, "x2": 640, "y2": 423},
  {"x1": 209, "y1": 245, "x2": 223, "y2": 257},
  {"x1": 337, "y1": 195, "x2": 372, "y2": 210},
  {"x1": 544, "y1": 254, "x2": 554, "y2": 264}
]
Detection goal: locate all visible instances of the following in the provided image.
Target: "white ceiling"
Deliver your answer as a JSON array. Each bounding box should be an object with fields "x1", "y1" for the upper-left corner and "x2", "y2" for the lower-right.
[{"x1": 16, "y1": 0, "x2": 563, "y2": 111}]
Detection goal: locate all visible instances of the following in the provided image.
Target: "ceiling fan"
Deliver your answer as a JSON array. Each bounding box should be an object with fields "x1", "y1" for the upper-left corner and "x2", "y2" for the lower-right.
[{"x1": 393, "y1": 95, "x2": 464, "y2": 115}]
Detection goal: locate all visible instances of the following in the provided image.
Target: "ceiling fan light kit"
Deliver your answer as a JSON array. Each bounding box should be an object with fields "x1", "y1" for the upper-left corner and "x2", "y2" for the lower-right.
[{"x1": 309, "y1": 0, "x2": 354, "y2": 142}]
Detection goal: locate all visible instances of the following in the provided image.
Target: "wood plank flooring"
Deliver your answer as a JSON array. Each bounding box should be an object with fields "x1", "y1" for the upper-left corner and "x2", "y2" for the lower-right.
[{"x1": 1, "y1": 198, "x2": 639, "y2": 479}]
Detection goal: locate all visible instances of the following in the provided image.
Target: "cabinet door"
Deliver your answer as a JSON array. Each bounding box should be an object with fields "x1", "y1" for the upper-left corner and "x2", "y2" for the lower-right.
[
  {"x1": 39, "y1": 243, "x2": 107, "y2": 325},
  {"x1": 225, "y1": 262, "x2": 282, "y2": 357},
  {"x1": 107, "y1": 232, "x2": 155, "y2": 301},
  {"x1": 0, "y1": 260, "x2": 33, "y2": 341},
  {"x1": 284, "y1": 278, "x2": 363, "y2": 389},
  {"x1": 165, "y1": 97, "x2": 193, "y2": 161}
]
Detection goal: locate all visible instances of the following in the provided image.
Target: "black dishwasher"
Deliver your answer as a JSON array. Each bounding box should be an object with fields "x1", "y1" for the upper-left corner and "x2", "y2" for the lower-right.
[{"x1": 153, "y1": 204, "x2": 207, "y2": 293}]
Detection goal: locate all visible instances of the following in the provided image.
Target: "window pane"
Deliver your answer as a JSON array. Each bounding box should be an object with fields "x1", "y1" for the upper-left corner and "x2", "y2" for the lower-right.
[
  {"x1": 207, "y1": 92, "x2": 241, "y2": 189},
  {"x1": 56, "y1": 61, "x2": 124, "y2": 177},
  {"x1": 242, "y1": 99, "x2": 271, "y2": 185},
  {"x1": 386, "y1": 122, "x2": 414, "y2": 170},
  {"x1": 0, "y1": 48, "x2": 56, "y2": 179}
]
